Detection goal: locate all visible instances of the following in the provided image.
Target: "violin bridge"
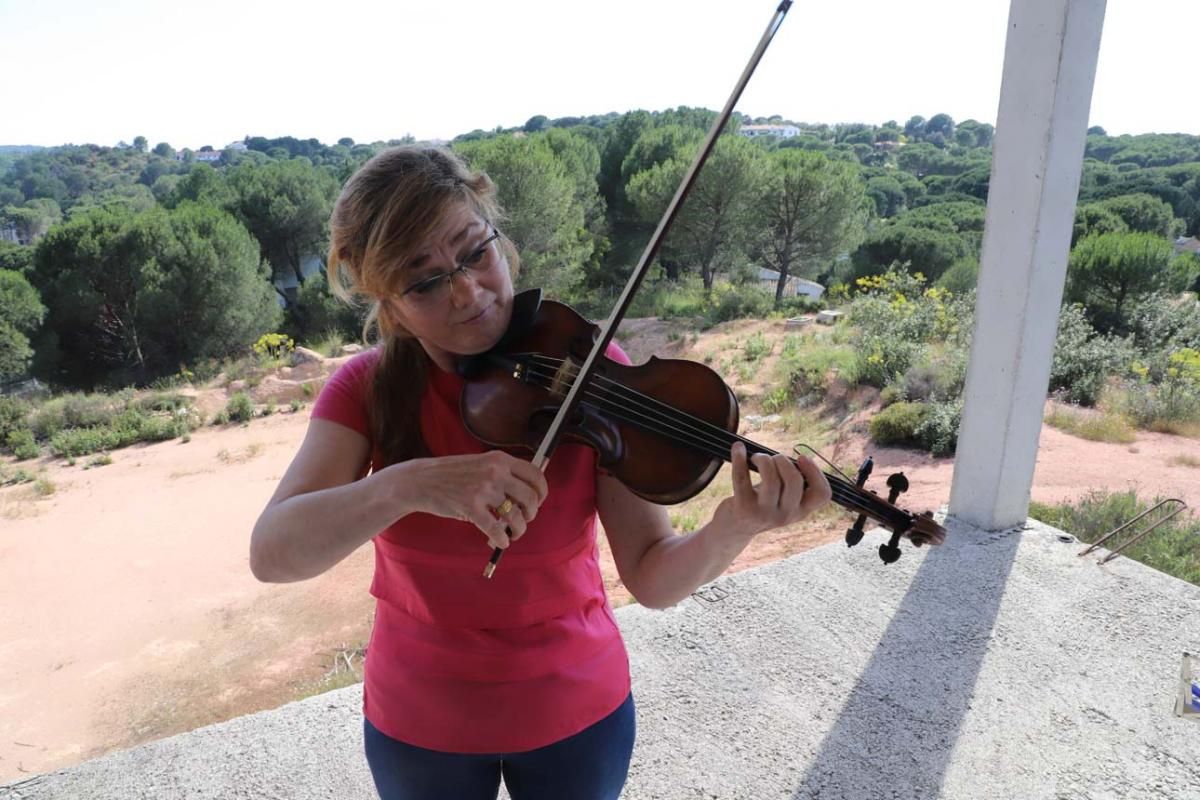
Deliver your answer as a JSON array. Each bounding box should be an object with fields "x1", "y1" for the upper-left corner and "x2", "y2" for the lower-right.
[{"x1": 549, "y1": 359, "x2": 578, "y2": 399}]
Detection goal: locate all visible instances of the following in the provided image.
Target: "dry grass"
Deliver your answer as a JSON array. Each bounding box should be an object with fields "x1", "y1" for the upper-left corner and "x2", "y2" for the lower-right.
[
  {"x1": 1168, "y1": 454, "x2": 1200, "y2": 468},
  {"x1": 216, "y1": 443, "x2": 264, "y2": 465},
  {"x1": 1044, "y1": 406, "x2": 1137, "y2": 444}
]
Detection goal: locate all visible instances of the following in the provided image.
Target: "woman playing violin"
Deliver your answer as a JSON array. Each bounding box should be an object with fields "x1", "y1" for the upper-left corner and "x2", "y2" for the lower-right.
[{"x1": 249, "y1": 145, "x2": 835, "y2": 800}]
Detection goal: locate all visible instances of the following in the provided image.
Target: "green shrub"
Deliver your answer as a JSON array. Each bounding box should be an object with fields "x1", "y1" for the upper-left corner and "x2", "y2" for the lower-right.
[
  {"x1": 6, "y1": 429, "x2": 39, "y2": 460},
  {"x1": 0, "y1": 465, "x2": 35, "y2": 486},
  {"x1": 0, "y1": 395, "x2": 31, "y2": 443},
  {"x1": 29, "y1": 392, "x2": 131, "y2": 440},
  {"x1": 50, "y1": 427, "x2": 121, "y2": 458},
  {"x1": 743, "y1": 332, "x2": 772, "y2": 362},
  {"x1": 1029, "y1": 490, "x2": 1200, "y2": 586},
  {"x1": 225, "y1": 392, "x2": 255, "y2": 423},
  {"x1": 846, "y1": 271, "x2": 972, "y2": 388},
  {"x1": 253, "y1": 332, "x2": 295, "y2": 360},
  {"x1": 779, "y1": 343, "x2": 859, "y2": 398},
  {"x1": 653, "y1": 278, "x2": 709, "y2": 319},
  {"x1": 1050, "y1": 304, "x2": 1135, "y2": 406},
  {"x1": 304, "y1": 329, "x2": 350, "y2": 359},
  {"x1": 869, "y1": 401, "x2": 929, "y2": 447},
  {"x1": 915, "y1": 398, "x2": 963, "y2": 456},
  {"x1": 761, "y1": 387, "x2": 790, "y2": 414},
  {"x1": 1111, "y1": 349, "x2": 1200, "y2": 432},
  {"x1": 856, "y1": 335, "x2": 921, "y2": 387},
  {"x1": 703, "y1": 284, "x2": 774, "y2": 327}
]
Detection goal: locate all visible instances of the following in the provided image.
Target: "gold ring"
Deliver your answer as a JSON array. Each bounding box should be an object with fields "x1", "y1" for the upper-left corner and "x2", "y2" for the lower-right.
[{"x1": 496, "y1": 498, "x2": 514, "y2": 516}]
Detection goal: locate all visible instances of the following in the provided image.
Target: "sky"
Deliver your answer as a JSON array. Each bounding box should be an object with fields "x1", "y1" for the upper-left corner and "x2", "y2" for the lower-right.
[{"x1": 0, "y1": 0, "x2": 1194, "y2": 150}]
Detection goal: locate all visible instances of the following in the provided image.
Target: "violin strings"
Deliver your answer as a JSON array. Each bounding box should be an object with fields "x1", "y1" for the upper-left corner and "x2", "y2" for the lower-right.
[
  {"x1": 515, "y1": 356, "x2": 900, "y2": 523},
  {"x1": 521, "y1": 363, "x2": 885, "y2": 521},
  {"x1": 520, "y1": 355, "x2": 869, "y2": 504}
]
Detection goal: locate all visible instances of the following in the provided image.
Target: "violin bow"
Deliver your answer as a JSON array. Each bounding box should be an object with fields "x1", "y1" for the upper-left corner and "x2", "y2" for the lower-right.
[{"x1": 484, "y1": 1, "x2": 794, "y2": 578}]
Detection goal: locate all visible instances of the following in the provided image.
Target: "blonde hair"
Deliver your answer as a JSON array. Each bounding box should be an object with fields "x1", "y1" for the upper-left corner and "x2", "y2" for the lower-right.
[{"x1": 326, "y1": 146, "x2": 517, "y2": 464}]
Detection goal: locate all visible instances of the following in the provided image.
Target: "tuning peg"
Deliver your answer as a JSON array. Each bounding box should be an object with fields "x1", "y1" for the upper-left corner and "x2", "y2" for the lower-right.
[
  {"x1": 878, "y1": 527, "x2": 906, "y2": 565},
  {"x1": 844, "y1": 457, "x2": 874, "y2": 548},
  {"x1": 885, "y1": 472, "x2": 909, "y2": 504},
  {"x1": 878, "y1": 541, "x2": 902, "y2": 564}
]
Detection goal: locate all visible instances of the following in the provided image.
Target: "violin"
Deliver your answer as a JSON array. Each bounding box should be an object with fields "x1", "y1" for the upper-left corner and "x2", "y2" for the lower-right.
[
  {"x1": 465, "y1": 1, "x2": 944, "y2": 578},
  {"x1": 458, "y1": 289, "x2": 946, "y2": 564}
]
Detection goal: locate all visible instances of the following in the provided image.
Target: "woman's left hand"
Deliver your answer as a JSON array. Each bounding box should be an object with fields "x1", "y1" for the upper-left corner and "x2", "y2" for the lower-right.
[{"x1": 716, "y1": 442, "x2": 833, "y2": 539}]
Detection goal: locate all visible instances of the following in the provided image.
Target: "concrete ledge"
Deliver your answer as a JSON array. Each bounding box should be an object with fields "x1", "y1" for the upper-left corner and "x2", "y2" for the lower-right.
[{"x1": 5, "y1": 517, "x2": 1199, "y2": 799}]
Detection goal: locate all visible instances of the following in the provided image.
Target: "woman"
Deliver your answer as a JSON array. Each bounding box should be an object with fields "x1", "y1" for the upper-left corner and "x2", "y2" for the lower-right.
[{"x1": 249, "y1": 145, "x2": 834, "y2": 800}]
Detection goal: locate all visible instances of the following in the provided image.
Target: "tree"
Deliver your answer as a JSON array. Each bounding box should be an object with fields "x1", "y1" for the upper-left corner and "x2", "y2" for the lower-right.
[
  {"x1": 226, "y1": 159, "x2": 339, "y2": 287},
  {"x1": 1095, "y1": 193, "x2": 1183, "y2": 238},
  {"x1": 1066, "y1": 231, "x2": 1174, "y2": 332},
  {"x1": 924, "y1": 114, "x2": 956, "y2": 145},
  {"x1": 866, "y1": 176, "x2": 907, "y2": 218},
  {"x1": 30, "y1": 205, "x2": 154, "y2": 385},
  {"x1": 153, "y1": 142, "x2": 174, "y2": 157},
  {"x1": 1169, "y1": 251, "x2": 1200, "y2": 294},
  {"x1": 0, "y1": 242, "x2": 32, "y2": 274},
  {"x1": 455, "y1": 134, "x2": 592, "y2": 298},
  {"x1": 903, "y1": 116, "x2": 926, "y2": 140},
  {"x1": 752, "y1": 149, "x2": 868, "y2": 303},
  {"x1": 133, "y1": 136, "x2": 148, "y2": 153},
  {"x1": 850, "y1": 202, "x2": 984, "y2": 282},
  {"x1": 30, "y1": 204, "x2": 280, "y2": 387},
  {"x1": 523, "y1": 115, "x2": 549, "y2": 133},
  {"x1": 0, "y1": 269, "x2": 45, "y2": 381},
  {"x1": 1072, "y1": 203, "x2": 1128, "y2": 245},
  {"x1": 143, "y1": 203, "x2": 282, "y2": 365},
  {"x1": 627, "y1": 135, "x2": 768, "y2": 290}
]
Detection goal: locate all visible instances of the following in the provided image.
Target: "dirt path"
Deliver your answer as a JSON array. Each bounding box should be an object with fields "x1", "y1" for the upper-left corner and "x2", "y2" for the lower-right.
[{"x1": 2, "y1": 323, "x2": 1198, "y2": 782}]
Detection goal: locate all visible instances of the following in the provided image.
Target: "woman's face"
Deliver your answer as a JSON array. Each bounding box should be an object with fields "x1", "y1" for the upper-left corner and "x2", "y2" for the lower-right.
[{"x1": 384, "y1": 202, "x2": 515, "y2": 371}]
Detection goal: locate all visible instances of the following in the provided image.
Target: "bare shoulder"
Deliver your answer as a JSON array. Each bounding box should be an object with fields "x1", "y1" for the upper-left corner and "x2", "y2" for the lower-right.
[{"x1": 266, "y1": 418, "x2": 372, "y2": 507}]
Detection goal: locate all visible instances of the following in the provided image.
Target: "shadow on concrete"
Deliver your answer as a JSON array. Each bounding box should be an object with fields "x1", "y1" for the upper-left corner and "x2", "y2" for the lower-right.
[{"x1": 791, "y1": 520, "x2": 1023, "y2": 799}]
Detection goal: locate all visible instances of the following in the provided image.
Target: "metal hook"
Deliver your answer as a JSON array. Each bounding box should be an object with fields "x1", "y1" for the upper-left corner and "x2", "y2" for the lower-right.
[{"x1": 1079, "y1": 498, "x2": 1188, "y2": 564}]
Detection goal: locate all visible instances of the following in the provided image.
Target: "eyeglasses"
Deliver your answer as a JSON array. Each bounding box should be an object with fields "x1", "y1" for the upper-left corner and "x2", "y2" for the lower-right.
[{"x1": 400, "y1": 228, "x2": 503, "y2": 302}]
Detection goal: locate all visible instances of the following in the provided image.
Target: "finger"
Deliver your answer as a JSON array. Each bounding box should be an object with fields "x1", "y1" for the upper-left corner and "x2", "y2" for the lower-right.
[
  {"x1": 507, "y1": 456, "x2": 550, "y2": 506},
  {"x1": 776, "y1": 455, "x2": 806, "y2": 512},
  {"x1": 486, "y1": 491, "x2": 530, "y2": 541},
  {"x1": 751, "y1": 453, "x2": 781, "y2": 510},
  {"x1": 500, "y1": 477, "x2": 542, "y2": 524},
  {"x1": 730, "y1": 442, "x2": 753, "y2": 501},
  {"x1": 792, "y1": 456, "x2": 832, "y2": 513},
  {"x1": 470, "y1": 502, "x2": 511, "y2": 549}
]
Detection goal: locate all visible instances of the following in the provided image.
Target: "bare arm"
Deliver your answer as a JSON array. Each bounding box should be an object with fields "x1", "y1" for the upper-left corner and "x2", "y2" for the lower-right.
[
  {"x1": 597, "y1": 443, "x2": 832, "y2": 609},
  {"x1": 249, "y1": 419, "x2": 404, "y2": 583},
  {"x1": 250, "y1": 419, "x2": 550, "y2": 584}
]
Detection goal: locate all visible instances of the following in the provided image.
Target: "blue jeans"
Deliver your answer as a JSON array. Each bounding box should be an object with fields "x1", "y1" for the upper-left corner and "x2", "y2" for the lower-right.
[{"x1": 363, "y1": 693, "x2": 636, "y2": 800}]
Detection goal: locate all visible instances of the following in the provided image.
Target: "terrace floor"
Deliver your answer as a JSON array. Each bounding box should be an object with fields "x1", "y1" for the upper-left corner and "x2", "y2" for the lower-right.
[{"x1": 3, "y1": 516, "x2": 1198, "y2": 800}]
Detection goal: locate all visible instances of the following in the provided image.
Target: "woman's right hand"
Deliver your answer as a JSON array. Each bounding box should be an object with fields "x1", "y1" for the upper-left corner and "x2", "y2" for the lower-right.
[{"x1": 385, "y1": 451, "x2": 549, "y2": 549}]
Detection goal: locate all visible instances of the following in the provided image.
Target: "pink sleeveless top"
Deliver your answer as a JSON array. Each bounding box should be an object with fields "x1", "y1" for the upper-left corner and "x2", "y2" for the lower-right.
[{"x1": 311, "y1": 345, "x2": 631, "y2": 753}]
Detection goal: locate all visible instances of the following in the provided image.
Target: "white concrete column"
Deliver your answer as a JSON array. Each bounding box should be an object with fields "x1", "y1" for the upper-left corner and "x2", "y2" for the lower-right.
[{"x1": 948, "y1": 0, "x2": 1107, "y2": 529}]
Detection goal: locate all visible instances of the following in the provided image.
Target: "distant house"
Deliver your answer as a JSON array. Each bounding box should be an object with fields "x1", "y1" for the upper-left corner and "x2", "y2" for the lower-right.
[
  {"x1": 0, "y1": 223, "x2": 25, "y2": 245},
  {"x1": 739, "y1": 124, "x2": 801, "y2": 139},
  {"x1": 1174, "y1": 236, "x2": 1200, "y2": 256},
  {"x1": 274, "y1": 254, "x2": 326, "y2": 307},
  {"x1": 174, "y1": 149, "x2": 225, "y2": 162},
  {"x1": 757, "y1": 268, "x2": 825, "y2": 299}
]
